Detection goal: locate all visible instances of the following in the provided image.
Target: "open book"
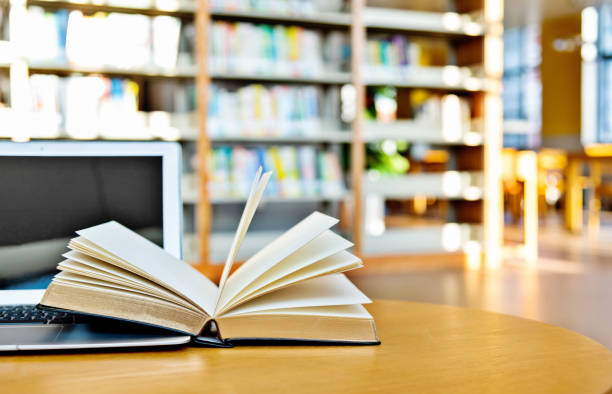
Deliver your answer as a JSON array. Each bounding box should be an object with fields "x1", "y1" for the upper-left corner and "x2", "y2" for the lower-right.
[{"x1": 39, "y1": 169, "x2": 379, "y2": 346}]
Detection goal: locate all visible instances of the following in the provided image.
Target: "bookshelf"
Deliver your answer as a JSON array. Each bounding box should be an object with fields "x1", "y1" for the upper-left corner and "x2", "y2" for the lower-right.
[
  {"x1": 353, "y1": 0, "x2": 503, "y2": 268},
  {"x1": 0, "y1": 0, "x2": 504, "y2": 270}
]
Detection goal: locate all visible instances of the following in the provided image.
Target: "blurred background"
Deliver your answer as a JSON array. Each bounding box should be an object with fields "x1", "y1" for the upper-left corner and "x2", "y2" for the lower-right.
[{"x1": 2, "y1": 0, "x2": 612, "y2": 347}]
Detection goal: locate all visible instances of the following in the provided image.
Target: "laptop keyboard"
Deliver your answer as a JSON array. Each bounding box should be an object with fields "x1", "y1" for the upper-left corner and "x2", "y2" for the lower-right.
[{"x1": 0, "y1": 305, "x2": 76, "y2": 325}]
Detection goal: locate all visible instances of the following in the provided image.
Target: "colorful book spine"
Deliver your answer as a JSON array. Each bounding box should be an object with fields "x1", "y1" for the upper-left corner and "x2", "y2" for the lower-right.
[
  {"x1": 208, "y1": 21, "x2": 346, "y2": 77},
  {"x1": 207, "y1": 84, "x2": 322, "y2": 138},
  {"x1": 298, "y1": 146, "x2": 318, "y2": 196},
  {"x1": 365, "y1": 35, "x2": 437, "y2": 73},
  {"x1": 25, "y1": 7, "x2": 185, "y2": 70},
  {"x1": 207, "y1": 145, "x2": 345, "y2": 200}
]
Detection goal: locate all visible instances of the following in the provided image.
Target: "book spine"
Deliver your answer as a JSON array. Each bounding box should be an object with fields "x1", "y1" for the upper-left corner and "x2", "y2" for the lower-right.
[
  {"x1": 207, "y1": 145, "x2": 345, "y2": 200},
  {"x1": 208, "y1": 20, "x2": 347, "y2": 77},
  {"x1": 207, "y1": 83, "x2": 331, "y2": 138}
]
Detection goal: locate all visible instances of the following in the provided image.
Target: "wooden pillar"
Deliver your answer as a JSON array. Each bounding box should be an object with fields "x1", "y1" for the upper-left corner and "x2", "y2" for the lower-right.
[
  {"x1": 350, "y1": 0, "x2": 365, "y2": 256},
  {"x1": 483, "y1": 0, "x2": 504, "y2": 269},
  {"x1": 195, "y1": 0, "x2": 212, "y2": 267}
]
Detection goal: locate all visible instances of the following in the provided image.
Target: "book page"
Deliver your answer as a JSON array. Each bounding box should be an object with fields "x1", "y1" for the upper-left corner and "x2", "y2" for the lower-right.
[
  {"x1": 215, "y1": 211, "x2": 339, "y2": 315},
  {"x1": 224, "y1": 250, "x2": 362, "y2": 311},
  {"x1": 220, "y1": 230, "x2": 353, "y2": 311},
  {"x1": 220, "y1": 304, "x2": 372, "y2": 319},
  {"x1": 217, "y1": 168, "x2": 271, "y2": 293},
  {"x1": 59, "y1": 251, "x2": 204, "y2": 313},
  {"x1": 217, "y1": 274, "x2": 371, "y2": 317},
  {"x1": 77, "y1": 221, "x2": 218, "y2": 315},
  {"x1": 52, "y1": 271, "x2": 202, "y2": 313}
]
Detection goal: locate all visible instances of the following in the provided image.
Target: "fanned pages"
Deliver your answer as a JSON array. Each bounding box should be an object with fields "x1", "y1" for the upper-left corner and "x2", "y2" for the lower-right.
[
  {"x1": 215, "y1": 211, "x2": 340, "y2": 314},
  {"x1": 217, "y1": 168, "x2": 270, "y2": 293},
  {"x1": 40, "y1": 168, "x2": 379, "y2": 345},
  {"x1": 75, "y1": 222, "x2": 218, "y2": 315}
]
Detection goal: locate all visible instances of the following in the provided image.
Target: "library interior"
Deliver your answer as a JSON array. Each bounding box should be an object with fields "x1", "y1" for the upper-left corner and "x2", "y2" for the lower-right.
[{"x1": 2, "y1": 0, "x2": 612, "y2": 392}]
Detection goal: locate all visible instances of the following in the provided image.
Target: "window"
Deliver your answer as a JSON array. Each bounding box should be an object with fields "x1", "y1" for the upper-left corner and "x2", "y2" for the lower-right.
[{"x1": 502, "y1": 25, "x2": 542, "y2": 149}]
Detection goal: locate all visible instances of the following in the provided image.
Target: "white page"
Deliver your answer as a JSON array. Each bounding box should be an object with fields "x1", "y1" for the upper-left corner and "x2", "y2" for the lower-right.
[
  {"x1": 77, "y1": 221, "x2": 218, "y2": 315},
  {"x1": 53, "y1": 271, "x2": 202, "y2": 313},
  {"x1": 59, "y1": 260, "x2": 146, "y2": 289},
  {"x1": 220, "y1": 230, "x2": 354, "y2": 312},
  {"x1": 218, "y1": 274, "x2": 371, "y2": 317},
  {"x1": 223, "y1": 250, "x2": 361, "y2": 312},
  {"x1": 58, "y1": 257, "x2": 202, "y2": 313},
  {"x1": 220, "y1": 304, "x2": 373, "y2": 319},
  {"x1": 215, "y1": 211, "x2": 339, "y2": 314},
  {"x1": 64, "y1": 250, "x2": 150, "y2": 282},
  {"x1": 49, "y1": 277, "x2": 199, "y2": 315},
  {"x1": 61, "y1": 251, "x2": 181, "y2": 296},
  {"x1": 218, "y1": 169, "x2": 271, "y2": 293}
]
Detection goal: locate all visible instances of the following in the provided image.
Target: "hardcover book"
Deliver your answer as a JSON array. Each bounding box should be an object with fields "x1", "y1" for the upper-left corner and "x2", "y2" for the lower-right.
[{"x1": 39, "y1": 168, "x2": 379, "y2": 347}]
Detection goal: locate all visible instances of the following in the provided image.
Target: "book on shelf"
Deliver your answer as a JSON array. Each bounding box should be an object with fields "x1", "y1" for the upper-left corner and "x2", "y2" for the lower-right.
[
  {"x1": 208, "y1": 83, "x2": 343, "y2": 138},
  {"x1": 0, "y1": 77, "x2": 8, "y2": 108},
  {"x1": 0, "y1": 6, "x2": 7, "y2": 42},
  {"x1": 27, "y1": 74, "x2": 196, "y2": 139},
  {"x1": 364, "y1": 87, "x2": 472, "y2": 140},
  {"x1": 209, "y1": 20, "x2": 349, "y2": 77},
  {"x1": 25, "y1": 6, "x2": 192, "y2": 70},
  {"x1": 364, "y1": 34, "x2": 449, "y2": 76},
  {"x1": 276, "y1": 146, "x2": 302, "y2": 197},
  {"x1": 39, "y1": 169, "x2": 379, "y2": 346},
  {"x1": 207, "y1": 145, "x2": 345, "y2": 200}
]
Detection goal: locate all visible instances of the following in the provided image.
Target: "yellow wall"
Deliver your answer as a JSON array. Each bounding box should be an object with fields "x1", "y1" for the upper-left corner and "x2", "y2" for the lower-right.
[{"x1": 541, "y1": 14, "x2": 581, "y2": 138}]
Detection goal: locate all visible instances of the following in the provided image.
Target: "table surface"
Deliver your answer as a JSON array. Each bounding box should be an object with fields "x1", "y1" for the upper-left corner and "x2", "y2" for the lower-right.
[{"x1": 3, "y1": 300, "x2": 612, "y2": 394}]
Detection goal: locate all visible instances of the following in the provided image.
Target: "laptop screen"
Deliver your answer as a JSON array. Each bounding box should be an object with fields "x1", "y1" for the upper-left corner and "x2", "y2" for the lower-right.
[{"x1": 0, "y1": 156, "x2": 163, "y2": 290}]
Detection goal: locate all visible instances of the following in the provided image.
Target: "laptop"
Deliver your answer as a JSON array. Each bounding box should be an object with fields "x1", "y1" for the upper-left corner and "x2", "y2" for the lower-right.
[{"x1": 0, "y1": 141, "x2": 192, "y2": 350}]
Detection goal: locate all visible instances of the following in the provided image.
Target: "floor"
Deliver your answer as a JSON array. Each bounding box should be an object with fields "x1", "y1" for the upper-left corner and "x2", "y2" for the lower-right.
[{"x1": 350, "y1": 219, "x2": 612, "y2": 349}]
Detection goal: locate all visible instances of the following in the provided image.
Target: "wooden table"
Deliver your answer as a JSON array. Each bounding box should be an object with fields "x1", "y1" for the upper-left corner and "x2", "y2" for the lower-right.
[{"x1": 3, "y1": 300, "x2": 612, "y2": 393}]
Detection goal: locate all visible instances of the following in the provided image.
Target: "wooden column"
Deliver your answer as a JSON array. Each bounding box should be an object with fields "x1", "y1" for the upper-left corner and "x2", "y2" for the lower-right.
[
  {"x1": 483, "y1": 0, "x2": 504, "y2": 268},
  {"x1": 195, "y1": 0, "x2": 212, "y2": 268},
  {"x1": 350, "y1": 0, "x2": 365, "y2": 256}
]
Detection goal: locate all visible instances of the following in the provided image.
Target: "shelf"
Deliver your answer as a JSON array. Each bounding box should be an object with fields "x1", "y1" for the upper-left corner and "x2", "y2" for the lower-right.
[
  {"x1": 182, "y1": 173, "x2": 347, "y2": 205},
  {"x1": 364, "y1": 7, "x2": 484, "y2": 37},
  {"x1": 27, "y1": 65, "x2": 349, "y2": 83},
  {"x1": 209, "y1": 194, "x2": 347, "y2": 204},
  {"x1": 210, "y1": 70, "x2": 351, "y2": 85},
  {"x1": 363, "y1": 120, "x2": 483, "y2": 146},
  {"x1": 209, "y1": 131, "x2": 352, "y2": 144},
  {"x1": 210, "y1": 9, "x2": 351, "y2": 27},
  {"x1": 364, "y1": 171, "x2": 483, "y2": 201},
  {"x1": 363, "y1": 223, "x2": 482, "y2": 256},
  {"x1": 27, "y1": 0, "x2": 196, "y2": 17},
  {"x1": 363, "y1": 66, "x2": 487, "y2": 91},
  {"x1": 0, "y1": 110, "x2": 62, "y2": 140},
  {"x1": 0, "y1": 110, "x2": 198, "y2": 141},
  {"x1": 0, "y1": 41, "x2": 14, "y2": 66},
  {"x1": 28, "y1": 62, "x2": 197, "y2": 78}
]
